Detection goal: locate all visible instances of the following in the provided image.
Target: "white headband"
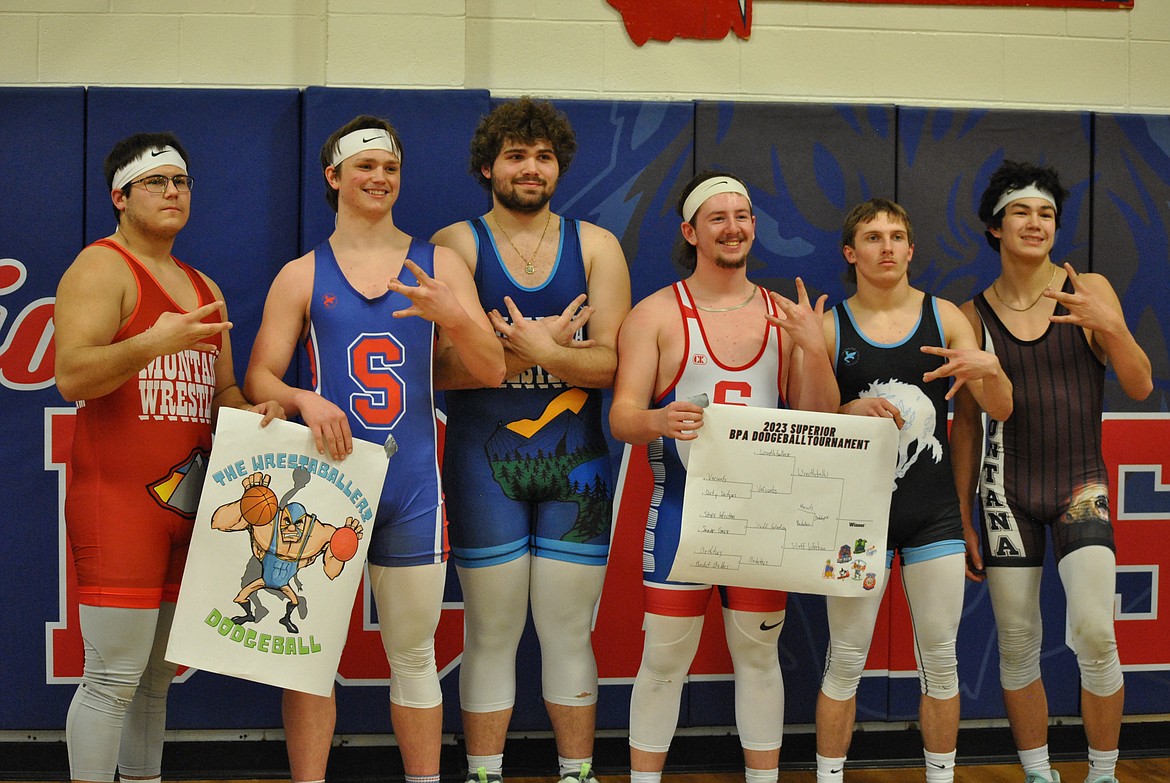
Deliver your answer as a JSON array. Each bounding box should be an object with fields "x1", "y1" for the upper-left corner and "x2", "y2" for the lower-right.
[
  {"x1": 112, "y1": 146, "x2": 187, "y2": 190},
  {"x1": 682, "y1": 176, "x2": 752, "y2": 223},
  {"x1": 331, "y1": 127, "x2": 401, "y2": 167},
  {"x1": 993, "y1": 182, "x2": 1057, "y2": 216}
]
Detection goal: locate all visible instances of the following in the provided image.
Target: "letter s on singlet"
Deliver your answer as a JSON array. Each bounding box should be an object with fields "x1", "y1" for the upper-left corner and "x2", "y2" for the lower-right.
[{"x1": 347, "y1": 333, "x2": 406, "y2": 430}]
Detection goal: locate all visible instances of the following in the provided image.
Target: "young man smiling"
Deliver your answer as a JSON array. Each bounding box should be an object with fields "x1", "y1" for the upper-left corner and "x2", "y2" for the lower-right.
[
  {"x1": 609, "y1": 170, "x2": 838, "y2": 783},
  {"x1": 431, "y1": 97, "x2": 630, "y2": 783},
  {"x1": 953, "y1": 161, "x2": 1152, "y2": 783},
  {"x1": 245, "y1": 114, "x2": 504, "y2": 783}
]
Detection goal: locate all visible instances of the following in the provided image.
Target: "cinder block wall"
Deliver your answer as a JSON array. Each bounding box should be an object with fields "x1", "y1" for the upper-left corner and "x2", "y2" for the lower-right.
[{"x1": 1, "y1": 0, "x2": 1168, "y2": 111}]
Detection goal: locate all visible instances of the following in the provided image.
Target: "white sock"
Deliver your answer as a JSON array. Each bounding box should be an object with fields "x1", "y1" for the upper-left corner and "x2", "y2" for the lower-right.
[
  {"x1": 630, "y1": 771, "x2": 661, "y2": 783},
  {"x1": 1019, "y1": 745, "x2": 1053, "y2": 779},
  {"x1": 745, "y1": 765, "x2": 778, "y2": 783},
  {"x1": 406, "y1": 774, "x2": 441, "y2": 783},
  {"x1": 559, "y1": 757, "x2": 593, "y2": 778},
  {"x1": 1086, "y1": 746, "x2": 1119, "y2": 781},
  {"x1": 816, "y1": 753, "x2": 847, "y2": 783},
  {"x1": 467, "y1": 754, "x2": 504, "y2": 778},
  {"x1": 924, "y1": 749, "x2": 956, "y2": 783}
]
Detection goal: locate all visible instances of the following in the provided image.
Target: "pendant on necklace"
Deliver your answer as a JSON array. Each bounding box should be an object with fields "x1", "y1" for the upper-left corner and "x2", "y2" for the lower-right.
[{"x1": 525, "y1": 262, "x2": 535, "y2": 275}]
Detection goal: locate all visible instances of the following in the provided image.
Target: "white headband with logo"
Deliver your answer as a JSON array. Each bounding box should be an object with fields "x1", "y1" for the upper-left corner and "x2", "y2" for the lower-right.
[
  {"x1": 112, "y1": 146, "x2": 188, "y2": 190},
  {"x1": 682, "y1": 176, "x2": 752, "y2": 223},
  {"x1": 993, "y1": 182, "x2": 1057, "y2": 215},
  {"x1": 331, "y1": 127, "x2": 401, "y2": 167}
]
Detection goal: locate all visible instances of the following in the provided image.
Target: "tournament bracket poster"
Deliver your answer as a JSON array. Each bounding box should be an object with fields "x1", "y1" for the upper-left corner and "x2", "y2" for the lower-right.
[
  {"x1": 670, "y1": 404, "x2": 898, "y2": 596},
  {"x1": 168, "y1": 408, "x2": 390, "y2": 697}
]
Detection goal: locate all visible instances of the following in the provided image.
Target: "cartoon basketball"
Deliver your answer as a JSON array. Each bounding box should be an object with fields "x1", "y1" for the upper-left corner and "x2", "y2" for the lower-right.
[
  {"x1": 329, "y1": 526, "x2": 360, "y2": 561},
  {"x1": 240, "y1": 484, "x2": 278, "y2": 526}
]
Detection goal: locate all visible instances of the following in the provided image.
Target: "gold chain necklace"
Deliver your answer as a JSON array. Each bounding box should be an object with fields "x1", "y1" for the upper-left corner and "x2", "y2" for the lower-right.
[
  {"x1": 991, "y1": 265, "x2": 1057, "y2": 312},
  {"x1": 696, "y1": 286, "x2": 758, "y2": 313},
  {"x1": 492, "y1": 211, "x2": 552, "y2": 275}
]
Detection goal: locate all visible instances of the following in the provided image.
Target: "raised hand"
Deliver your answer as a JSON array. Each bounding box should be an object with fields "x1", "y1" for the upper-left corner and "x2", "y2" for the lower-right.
[
  {"x1": 1046, "y1": 263, "x2": 1126, "y2": 335},
  {"x1": 143, "y1": 300, "x2": 231, "y2": 356},
  {"x1": 767, "y1": 277, "x2": 829, "y2": 352},
  {"x1": 920, "y1": 344, "x2": 1004, "y2": 400},
  {"x1": 387, "y1": 258, "x2": 466, "y2": 327}
]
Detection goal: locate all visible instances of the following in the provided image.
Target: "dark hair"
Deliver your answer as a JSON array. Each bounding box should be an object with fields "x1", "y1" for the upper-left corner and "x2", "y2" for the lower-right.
[
  {"x1": 103, "y1": 132, "x2": 190, "y2": 222},
  {"x1": 469, "y1": 97, "x2": 577, "y2": 191},
  {"x1": 672, "y1": 170, "x2": 751, "y2": 274},
  {"x1": 840, "y1": 198, "x2": 914, "y2": 284},
  {"x1": 977, "y1": 160, "x2": 1068, "y2": 252},
  {"x1": 319, "y1": 115, "x2": 403, "y2": 213}
]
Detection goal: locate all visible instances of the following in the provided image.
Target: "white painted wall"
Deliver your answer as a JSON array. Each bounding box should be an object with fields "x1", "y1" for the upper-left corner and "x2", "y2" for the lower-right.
[{"x1": 1, "y1": 0, "x2": 1168, "y2": 112}]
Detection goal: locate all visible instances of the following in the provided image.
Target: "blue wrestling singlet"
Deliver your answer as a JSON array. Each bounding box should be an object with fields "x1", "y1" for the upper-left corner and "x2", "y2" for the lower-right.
[
  {"x1": 302, "y1": 238, "x2": 445, "y2": 567},
  {"x1": 443, "y1": 217, "x2": 613, "y2": 568}
]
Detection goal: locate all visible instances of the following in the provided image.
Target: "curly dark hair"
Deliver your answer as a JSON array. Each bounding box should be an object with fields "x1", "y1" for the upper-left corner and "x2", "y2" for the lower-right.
[
  {"x1": 319, "y1": 115, "x2": 403, "y2": 213},
  {"x1": 103, "y1": 132, "x2": 190, "y2": 222},
  {"x1": 977, "y1": 160, "x2": 1068, "y2": 252},
  {"x1": 469, "y1": 97, "x2": 577, "y2": 191}
]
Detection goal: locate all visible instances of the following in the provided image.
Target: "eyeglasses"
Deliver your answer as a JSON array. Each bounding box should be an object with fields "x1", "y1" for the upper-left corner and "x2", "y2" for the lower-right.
[{"x1": 126, "y1": 174, "x2": 194, "y2": 193}]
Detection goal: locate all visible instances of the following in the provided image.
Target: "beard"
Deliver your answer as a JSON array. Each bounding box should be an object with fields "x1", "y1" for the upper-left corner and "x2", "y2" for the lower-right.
[
  {"x1": 492, "y1": 177, "x2": 554, "y2": 214},
  {"x1": 714, "y1": 256, "x2": 748, "y2": 270}
]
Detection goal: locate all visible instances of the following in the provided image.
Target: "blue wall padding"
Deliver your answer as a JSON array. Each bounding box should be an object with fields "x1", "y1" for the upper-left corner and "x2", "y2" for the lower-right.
[{"x1": 0, "y1": 86, "x2": 1166, "y2": 736}]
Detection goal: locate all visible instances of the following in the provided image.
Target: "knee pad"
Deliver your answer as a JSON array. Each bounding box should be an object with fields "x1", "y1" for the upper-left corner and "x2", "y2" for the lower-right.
[
  {"x1": 640, "y1": 613, "x2": 704, "y2": 683},
  {"x1": 628, "y1": 613, "x2": 704, "y2": 753},
  {"x1": 915, "y1": 637, "x2": 959, "y2": 700},
  {"x1": 901, "y1": 555, "x2": 963, "y2": 700},
  {"x1": 723, "y1": 609, "x2": 783, "y2": 751},
  {"x1": 987, "y1": 567, "x2": 1044, "y2": 691},
  {"x1": 457, "y1": 559, "x2": 530, "y2": 712},
  {"x1": 75, "y1": 605, "x2": 161, "y2": 714},
  {"x1": 370, "y1": 564, "x2": 445, "y2": 709},
  {"x1": 820, "y1": 592, "x2": 884, "y2": 701},
  {"x1": 1060, "y1": 547, "x2": 1124, "y2": 697},
  {"x1": 386, "y1": 638, "x2": 442, "y2": 708},
  {"x1": 532, "y1": 558, "x2": 605, "y2": 706},
  {"x1": 1073, "y1": 640, "x2": 1123, "y2": 697}
]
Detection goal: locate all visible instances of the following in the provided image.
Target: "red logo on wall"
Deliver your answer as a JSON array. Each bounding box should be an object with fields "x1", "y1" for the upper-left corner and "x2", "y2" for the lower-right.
[{"x1": 607, "y1": 0, "x2": 751, "y2": 46}]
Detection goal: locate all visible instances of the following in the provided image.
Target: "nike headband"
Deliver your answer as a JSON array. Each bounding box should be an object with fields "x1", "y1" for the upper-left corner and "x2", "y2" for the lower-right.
[
  {"x1": 682, "y1": 176, "x2": 752, "y2": 223},
  {"x1": 112, "y1": 146, "x2": 188, "y2": 190},
  {"x1": 331, "y1": 127, "x2": 401, "y2": 167},
  {"x1": 992, "y1": 182, "x2": 1057, "y2": 216}
]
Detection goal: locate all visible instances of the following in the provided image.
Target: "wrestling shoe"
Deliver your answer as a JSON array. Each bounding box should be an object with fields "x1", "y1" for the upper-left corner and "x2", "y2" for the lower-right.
[
  {"x1": 467, "y1": 767, "x2": 503, "y2": 783},
  {"x1": 559, "y1": 763, "x2": 597, "y2": 783},
  {"x1": 1024, "y1": 772, "x2": 1061, "y2": 783},
  {"x1": 1086, "y1": 777, "x2": 1119, "y2": 783}
]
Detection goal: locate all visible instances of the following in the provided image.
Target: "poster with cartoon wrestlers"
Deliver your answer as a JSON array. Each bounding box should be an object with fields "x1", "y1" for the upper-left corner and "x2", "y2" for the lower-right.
[{"x1": 167, "y1": 407, "x2": 390, "y2": 697}]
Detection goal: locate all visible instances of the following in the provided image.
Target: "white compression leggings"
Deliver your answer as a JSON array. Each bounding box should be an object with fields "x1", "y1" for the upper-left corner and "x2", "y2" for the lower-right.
[
  {"x1": 369, "y1": 561, "x2": 447, "y2": 709},
  {"x1": 821, "y1": 553, "x2": 965, "y2": 701},
  {"x1": 629, "y1": 607, "x2": 785, "y2": 754},
  {"x1": 457, "y1": 554, "x2": 605, "y2": 711},
  {"x1": 66, "y1": 603, "x2": 178, "y2": 782},
  {"x1": 987, "y1": 545, "x2": 1123, "y2": 696}
]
